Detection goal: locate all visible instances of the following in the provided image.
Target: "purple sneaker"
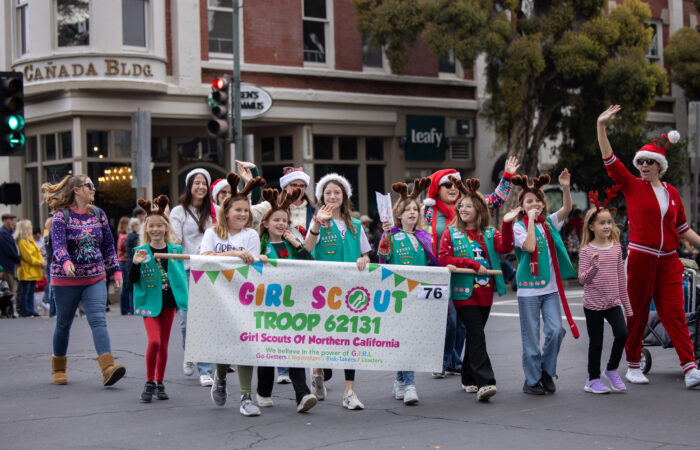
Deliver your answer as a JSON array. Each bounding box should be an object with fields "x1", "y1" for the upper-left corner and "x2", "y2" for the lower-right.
[
  {"x1": 604, "y1": 369, "x2": 627, "y2": 392},
  {"x1": 584, "y1": 378, "x2": 611, "y2": 394}
]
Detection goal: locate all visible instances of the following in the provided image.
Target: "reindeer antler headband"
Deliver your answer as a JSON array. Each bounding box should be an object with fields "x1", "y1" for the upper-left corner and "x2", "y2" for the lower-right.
[
  {"x1": 261, "y1": 187, "x2": 304, "y2": 213},
  {"x1": 391, "y1": 177, "x2": 431, "y2": 201},
  {"x1": 511, "y1": 174, "x2": 551, "y2": 201},
  {"x1": 137, "y1": 195, "x2": 170, "y2": 222},
  {"x1": 447, "y1": 175, "x2": 488, "y2": 209},
  {"x1": 223, "y1": 172, "x2": 266, "y2": 208},
  {"x1": 588, "y1": 185, "x2": 620, "y2": 212}
]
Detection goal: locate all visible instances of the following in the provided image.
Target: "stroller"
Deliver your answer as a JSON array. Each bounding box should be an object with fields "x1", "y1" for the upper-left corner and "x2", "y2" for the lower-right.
[{"x1": 641, "y1": 259, "x2": 699, "y2": 373}]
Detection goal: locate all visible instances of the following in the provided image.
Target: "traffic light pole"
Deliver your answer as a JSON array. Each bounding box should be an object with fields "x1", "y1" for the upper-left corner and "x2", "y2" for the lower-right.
[{"x1": 231, "y1": 0, "x2": 242, "y2": 163}]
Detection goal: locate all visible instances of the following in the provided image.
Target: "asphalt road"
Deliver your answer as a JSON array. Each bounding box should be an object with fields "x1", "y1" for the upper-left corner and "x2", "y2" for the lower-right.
[{"x1": 1, "y1": 286, "x2": 699, "y2": 450}]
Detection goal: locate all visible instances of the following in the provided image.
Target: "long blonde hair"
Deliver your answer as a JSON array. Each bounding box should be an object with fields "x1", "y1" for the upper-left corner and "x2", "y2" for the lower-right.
[
  {"x1": 42, "y1": 175, "x2": 88, "y2": 212},
  {"x1": 13, "y1": 219, "x2": 33, "y2": 243},
  {"x1": 215, "y1": 196, "x2": 252, "y2": 239},
  {"x1": 392, "y1": 198, "x2": 425, "y2": 231},
  {"x1": 140, "y1": 214, "x2": 176, "y2": 246},
  {"x1": 580, "y1": 207, "x2": 620, "y2": 248}
]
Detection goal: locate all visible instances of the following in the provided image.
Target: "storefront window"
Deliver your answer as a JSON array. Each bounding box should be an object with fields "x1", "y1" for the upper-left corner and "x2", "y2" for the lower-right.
[
  {"x1": 44, "y1": 163, "x2": 73, "y2": 184},
  {"x1": 280, "y1": 136, "x2": 293, "y2": 161},
  {"x1": 176, "y1": 137, "x2": 224, "y2": 166},
  {"x1": 261, "y1": 137, "x2": 275, "y2": 162},
  {"x1": 260, "y1": 165, "x2": 287, "y2": 190},
  {"x1": 313, "y1": 163, "x2": 359, "y2": 208},
  {"x1": 152, "y1": 166, "x2": 172, "y2": 202},
  {"x1": 57, "y1": 0, "x2": 90, "y2": 47},
  {"x1": 366, "y1": 137, "x2": 384, "y2": 161},
  {"x1": 89, "y1": 163, "x2": 136, "y2": 226},
  {"x1": 87, "y1": 130, "x2": 109, "y2": 158},
  {"x1": 43, "y1": 134, "x2": 57, "y2": 161},
  {"x1": 177, "y1": 167, "x2": 226, "y2": 194},
  {"x1": 151, "y1": 137, "x2": 170, "y2": 162},
  {"x1": 339, "y1": 137, "x2": 357, "y2": 160},
  {"x1": 313, "y1": 135, "x2": 333, "y2": 159},
  {"x1": 59, "y1": 131, "x2": 72, "y2": 159},
  {"x1": 113, "y1": 130, "x2": 132, "y2": 158},
  {"x1": 25, "y1": 136, "x2": 37, "y2": 163},
  {"x1": 25, "y1": 167, "x2": 39, "y2": 223},
  {"x1": 366, "y1": 165, "x2": 385, "y2": 217}
]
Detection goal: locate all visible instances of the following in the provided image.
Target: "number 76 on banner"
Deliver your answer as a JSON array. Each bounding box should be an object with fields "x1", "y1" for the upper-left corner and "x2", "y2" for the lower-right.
[{"x1": 414, "y1": 285, "x2": 448, "y2": 300}]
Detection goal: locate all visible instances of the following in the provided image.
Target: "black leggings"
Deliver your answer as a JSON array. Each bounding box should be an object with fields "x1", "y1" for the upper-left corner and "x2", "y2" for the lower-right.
[
  {"x1": 257, "y1": 367, "x2": 311, "y2": 405},
  {"x1": 583, "y1": 306, "x2": 628, "y2": 379}
]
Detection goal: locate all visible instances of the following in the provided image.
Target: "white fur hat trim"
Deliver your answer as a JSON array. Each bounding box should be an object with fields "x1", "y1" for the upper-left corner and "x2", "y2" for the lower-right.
[
  {"x1": 633, "y1": 150, "x2": 668, "y2": 176},
  {"x1": 439, "y1": 172, "x2": 461, "y2": 186},
  {"x1": 211, "y1": 179, "x2": 229, "y2": 200},
  {"x1": 280, "y1": 171, "x2": 310, "y2": 189},
  {"x1": 315, "y1": 173, "x2": 352, "y2": 202},
  {"x1": 185, "y1": 168, "x2": 211, "y2": 187}
]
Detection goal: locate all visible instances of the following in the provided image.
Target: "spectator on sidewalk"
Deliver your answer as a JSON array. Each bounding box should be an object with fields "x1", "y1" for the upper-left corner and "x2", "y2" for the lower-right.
[
  {"x1": 0, "y1": 213, "x2": 21, "y2": 318},
  {"x1": 15, "y1": 219, "x2": 45, "y2": 317}
]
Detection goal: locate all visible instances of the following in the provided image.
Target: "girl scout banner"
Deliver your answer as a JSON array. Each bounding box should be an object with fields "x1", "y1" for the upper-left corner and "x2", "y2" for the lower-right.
[{"x1": 183, "y1": 255, "x2": 450, "y2": 372}]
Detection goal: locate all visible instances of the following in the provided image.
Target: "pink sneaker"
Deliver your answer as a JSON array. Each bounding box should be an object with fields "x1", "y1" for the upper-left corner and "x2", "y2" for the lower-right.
[
  {"x1": 584, "y1": 378, "x2": 611, "y2": 394},
  {"x1": 604, "y1": 369, "x2": 627, "y2": 392}
]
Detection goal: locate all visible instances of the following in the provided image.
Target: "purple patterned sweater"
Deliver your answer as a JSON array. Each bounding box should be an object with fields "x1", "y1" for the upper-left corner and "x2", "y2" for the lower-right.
[{"x1": 50, "y1": 206, "x2": 122, "y2": 286}]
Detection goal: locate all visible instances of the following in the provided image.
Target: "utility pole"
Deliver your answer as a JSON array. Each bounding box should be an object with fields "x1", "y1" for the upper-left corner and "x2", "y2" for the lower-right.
[{"x1": 231, "y1": 0, "x2": 243, "y2": 163}]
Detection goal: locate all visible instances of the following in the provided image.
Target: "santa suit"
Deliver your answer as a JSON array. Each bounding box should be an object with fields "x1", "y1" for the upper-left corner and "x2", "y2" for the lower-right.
[{"x1": 603, "y1": 154, "x2": 695, "y2": 373}]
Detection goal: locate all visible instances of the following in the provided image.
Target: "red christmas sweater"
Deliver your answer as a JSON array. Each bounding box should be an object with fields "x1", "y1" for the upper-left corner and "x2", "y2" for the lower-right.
[{"x1": 603, "y1": 154, "x2": 689, "y2": 257}]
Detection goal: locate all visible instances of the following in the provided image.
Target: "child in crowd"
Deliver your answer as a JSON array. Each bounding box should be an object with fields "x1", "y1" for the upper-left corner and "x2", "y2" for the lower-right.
[
  {"x1": 131, "y1": 195, "x2": 188, "y2": 403},
  {"x1": 304, "y1": 173, "x2": 371, "y2": 410},
  {"x1": 203, "y1": 173, "x2": 267, "y2": 417},
  {"x1": 253, "y1": 187, "x2": 318, "y2": 413},
  {"x1": 578, "y1": 188, "x2": 633, "y2": 394},
  {"x1": 438, "y1": 177, "x2": 520, "y2": 402},
  {"x1": 378, "y1": 177, "x2": 435, "y2": 405},
  {"x1": 512, "y1": 170, "x2": 576, "y2": 395}
]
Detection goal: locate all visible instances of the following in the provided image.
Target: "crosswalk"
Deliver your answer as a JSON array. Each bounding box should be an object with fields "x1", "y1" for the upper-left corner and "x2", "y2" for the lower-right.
[{"x1": 490, "y1": 288, "x2": 587, "y2": 321}]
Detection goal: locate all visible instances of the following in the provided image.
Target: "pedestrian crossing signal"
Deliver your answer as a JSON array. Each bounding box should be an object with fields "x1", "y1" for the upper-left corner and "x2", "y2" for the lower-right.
[{"x1": 1, "y1": 72, "x2": 25, "y2": 157}]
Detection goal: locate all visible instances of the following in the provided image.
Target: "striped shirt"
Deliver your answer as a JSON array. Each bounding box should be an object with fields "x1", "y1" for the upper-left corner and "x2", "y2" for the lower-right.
[{"x1": 578, "y1": 242, "x2": 633, "y2": 315}]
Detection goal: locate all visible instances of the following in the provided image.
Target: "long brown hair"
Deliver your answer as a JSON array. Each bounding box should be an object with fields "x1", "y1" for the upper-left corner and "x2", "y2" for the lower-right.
[
  {"x1": 580, "y1": 207, "x2": 620, "y2": 248},
  {"x1": 178, "y1": 172, "x2": 213, "y2": 234},
  {"x1": 453, "y1": 194, "x2": 490, "y2": 233},
  {"x1": 512, "y1": 174, "x2": 550, "y2": 219},
  {"x1": 318, "y1": 180, "x2": 355, "y2": 232},
  {"x1": 41, "y1": 175, "x2": 88, "y2": 213}
]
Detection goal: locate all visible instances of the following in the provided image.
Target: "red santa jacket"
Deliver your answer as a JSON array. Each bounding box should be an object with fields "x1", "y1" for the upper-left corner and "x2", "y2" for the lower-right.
[{"x1": 604, "y1": 154, "x2": 689, "y2": 257}]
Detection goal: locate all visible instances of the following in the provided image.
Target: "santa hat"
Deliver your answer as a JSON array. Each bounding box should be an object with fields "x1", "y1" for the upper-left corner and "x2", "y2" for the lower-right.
[
  {"x1": 423, "y1": 169, "x2": 461, "y2": 207},
  {"x1": 315, "y1": 173, "x2": 352, "y2": 203},
  {"x1": 185, "y1": 168, "x2": 211, "y2": 187},
  {"x1": 632, "y1": 130, "x2": 680, "y2": 176},
  {"x1": 279, "y1": 166, "x2": 310, "y2": 189},
  {"x1": 210, "y1": 178, "x2": 229, "y2": 200}
]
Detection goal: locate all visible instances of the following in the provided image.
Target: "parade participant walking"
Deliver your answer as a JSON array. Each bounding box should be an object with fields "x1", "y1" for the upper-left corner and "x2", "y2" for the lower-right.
[
  {"x1": 0, "y1": 213, "x2": 20, "y2": 318},
  {"x1": 130, "y1": 196, "x2": 188, "y2": 403},
  {"x1": 204, "y1": 173, "x2": 267, "y2": 416},
  {"x1": 438, "y1": 177, "x2": 519, "y2": 402},
  {"x1": 597, "y1": 105, "x2": 700, "y2": 388},
  {"x1": 578, "y1": 189, "x2": 633, "y2": 394},
  {"x1": 378, "y1": 177, "x2": 436, "y2": 405},
  {"x1": 248, "y1": 187, "x2": 318, "y2": 413},
  {"x1": 512, "y1": 170, "x2": 575, "y2": 395},
  {"x1": 424, "y1": 157, "x2": 519, "y2": 377},
  {"x1": 304, "y1": 173, "x2": 371, "y2": 410},
  {"x1": 170, "y1": 168, "x2": 218, "y2": 386},
  {"x1": 42, "y1": 175, "x2": 124, "y2": 386},
  {"x1": 15, "y1": 219, "x2": 45, "y2": 317}
]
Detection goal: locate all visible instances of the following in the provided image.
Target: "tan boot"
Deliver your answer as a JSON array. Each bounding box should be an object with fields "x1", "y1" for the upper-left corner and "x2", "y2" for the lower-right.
[
  {"x1": 97, "y1": 353, "x2": 126, "y2": 386},
  {"x1": 51, "y1": 356, "x2": 68, "y2": 385}
]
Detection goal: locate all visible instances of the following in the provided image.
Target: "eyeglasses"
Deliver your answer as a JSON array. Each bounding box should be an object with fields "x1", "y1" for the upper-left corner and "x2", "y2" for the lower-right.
[
  {"x1": 440, "y1": 182, "x2": 454, "y2": 189},
  {"x1": 288, "y1": 183, "x2": 307, "y2": 189},
  {"x1": 79, "y1": 182, "x2": 96, "y2": 191},
  {"x1": 638, "y1": 159, "x2": 657, "y2": 166}
]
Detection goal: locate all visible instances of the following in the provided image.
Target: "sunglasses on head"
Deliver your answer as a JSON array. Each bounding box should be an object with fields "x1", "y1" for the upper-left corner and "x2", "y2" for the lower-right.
[
  {"x1": 440, "y1": 182, "x2": 454, "y2": 189},
  {"x1": 80, "y1": 182, "x2": 96, "y2": 191},
  {"x1": 638, "y1": 159, "x2": 657, "y2": 166}
]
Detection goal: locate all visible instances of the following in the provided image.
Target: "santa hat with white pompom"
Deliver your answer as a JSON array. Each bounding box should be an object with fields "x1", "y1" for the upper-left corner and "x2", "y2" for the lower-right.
[{"x1": 632, "y1": 130, "x2": 680, "y2": 176}]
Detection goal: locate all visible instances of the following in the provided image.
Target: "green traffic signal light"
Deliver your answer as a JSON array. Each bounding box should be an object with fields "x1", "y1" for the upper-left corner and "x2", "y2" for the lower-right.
[
  {"x1": 7, "y1": 115, "x2": 24, "y2": 131},
  {"x1": 8, "y1": 132, "x2": 25, "y2": 148}
]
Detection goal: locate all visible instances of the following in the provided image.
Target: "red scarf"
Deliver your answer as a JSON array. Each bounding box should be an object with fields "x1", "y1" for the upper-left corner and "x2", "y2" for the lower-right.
[
  {"x1": 211, "y1": 204, "x2": 217, "y2": 224},
  {"x1": 522, "y1": 215, "x2": 579, "y2": 339},
  {"x1": 429, "y1": 199, "x2": 457, "y2": 254}
]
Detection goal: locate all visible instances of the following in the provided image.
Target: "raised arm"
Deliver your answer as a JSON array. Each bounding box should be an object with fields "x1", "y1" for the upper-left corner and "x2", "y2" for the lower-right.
[
  {"x1": 597, "y1": 105, "x2": 620, "y2": 160},
  {"x1": 556, "y1": 169, "x2": 572, "y2": 224},
  {"x1": 484, "y1": 156, "x2": 519, "y2": 210}
]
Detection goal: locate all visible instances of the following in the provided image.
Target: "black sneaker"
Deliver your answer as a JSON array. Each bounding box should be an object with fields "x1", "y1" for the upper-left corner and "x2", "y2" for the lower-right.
[
  {"x1": 155, "y1": 382, "x2": 169, "y2": 400},
  {"x1": 540, "y1": 372, "x2": 556, "y2": 393},
  {"x1": 141, "y1": 381, "x2": 155, "y2": 402},
  {"x1": 522, "y1": 380, "x2": 545, "y2": 395}
]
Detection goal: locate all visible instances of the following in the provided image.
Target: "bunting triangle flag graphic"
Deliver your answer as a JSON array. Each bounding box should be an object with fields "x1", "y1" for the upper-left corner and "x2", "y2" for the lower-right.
[
  {"x1": 251, "y1": 261, "x2": 264, "y2": 274},
  {"x1": 221, "y1": 269, "x2": 236, "y2": 282},
  {"x1": 381, "y1": 267, "x2": 393, "y2": 281},
  {"x1": 191, "y1": 270, "x2": 204, "y2": 283},
  {"x1": 394, "y1": 274, "x2": 406, "y2": 287},
  {"x1": 268, "y1": 259, "x2": 277, "y2": 267},
  {"x1": 368, "y1": 263, "x2": 380, "y2": 273},
  {"x1": 407, "y1": 279, "x2": 420, "y2": 292},
  {"x1": 206, "y1": 271, "x2": 219, "y2": 284},
  {"x1": 237, "y1": 265, "x2": 249, "y2": 279}
]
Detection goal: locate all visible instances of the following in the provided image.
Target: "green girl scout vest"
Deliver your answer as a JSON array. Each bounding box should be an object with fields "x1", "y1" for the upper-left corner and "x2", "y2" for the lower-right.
[
  {"x1": 387, "y1": 231, "x2": 427, "y2": 266},
  {"x1": 448, "y1": 227, "x2": 506, "y2": 300},
  {"x1": 312, "y1": 218, "x2": 362, "y2": 262},
  {"x1": 133, "y1": 243, "x2": 188, "y2": 317},
  {"x1": 514, "y1": 217, "x2": 576, "y2": 289},
  {"x1": 265, "y1": 240, "x2": 296, "y2": 260}
]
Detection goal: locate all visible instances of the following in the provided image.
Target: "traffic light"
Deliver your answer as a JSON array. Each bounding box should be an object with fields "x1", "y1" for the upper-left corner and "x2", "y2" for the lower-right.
[
  {"x1": 207, "y1": 77, "x2": 231, "y2": 139},
  {"x1": 0, "y1": 72, "x2": 25, "y2": 157}
]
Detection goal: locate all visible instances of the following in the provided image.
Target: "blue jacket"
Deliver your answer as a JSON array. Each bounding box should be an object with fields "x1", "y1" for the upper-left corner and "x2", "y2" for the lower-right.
[{"x1": 0, "y1": 226, "x2": 20, "y2": 274}]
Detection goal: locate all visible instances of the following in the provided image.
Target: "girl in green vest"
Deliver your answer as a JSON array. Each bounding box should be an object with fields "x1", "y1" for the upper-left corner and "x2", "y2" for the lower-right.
[
  {"x1": 253, "y1": 187, "x2": 318, "y2": 413},
  {"x1": 511, "y1": 171, "x2": 575, "y2": 395},
  {"x1": 437, "y1": 176, "x2": 520, "y2": 402},
  {"x1": 304, "y1": 173, "x2": 371, "y2": 410},
  {"x1": 130, "y1": 195, "x2": 188, "y2": 403},
  {"x1": 377, "y1": 177, "x2": 435, "y2": 405}
]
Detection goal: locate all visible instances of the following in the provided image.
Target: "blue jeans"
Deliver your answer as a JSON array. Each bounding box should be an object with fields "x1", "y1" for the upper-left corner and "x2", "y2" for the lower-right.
[
  {"x1": 443, "y1": 300, "x2": 465, "y2": 370},
  {"x1": 19, "y1": 280, "x2": 36, "y2": 316},
  {"x1": 53, "y1": 281, "x2": 111, "y2": 357},
  {"x1": 278, "y1": 367, "x2": 289, "y2": 377},
  {"x1": 517, "y1": 292, "x2": 566, "y2": 386},
  {"x1": 118, "y1": 262, "x2": 133, "y2": 315},
  {"x1": 179, "y1": 269, "x2": 213, "y2": 376},
  {"x1": 396, "y1": 371, "x2": 415, "y2": 386}
]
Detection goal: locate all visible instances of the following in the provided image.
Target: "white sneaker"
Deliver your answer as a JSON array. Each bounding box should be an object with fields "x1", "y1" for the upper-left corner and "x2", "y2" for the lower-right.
[
  {"x1": 239, "y1": 393, "x2": 261, "y2": 416},
  {"x1": 183, "y1": 361, "x2": 195, "y2": 376},
  {"x1": 255, "y1": 393, "x2": 274, "y2": 407},
  {"x1": 392, "y1": 380, "x2": 405, "y2": 400},
  {"x1": 312, "y1": 374, "x2": 326, "y2": 401},
  {"x1": 684, "y1": 368, "x2": 700, "y2": 389},
  {"x1": 297, "y1": 393, "x2": 318, "y2": 413},
  {"x1": 625, "y1": 368, "x2": 649, "y2": 384},
  {"x1": 199, "y1": 373, "x2": 214, "y2": 387},
  {"x1": 342, "y1": 389, "x2": 364, "y2": 410},
  {"x1": 461, "y1": 384, "x2": 478, "y2": 393},
  {"x1": 477, "y1": 385, "x2": 498, "y2": 402},
  {"x1": 403, "y1": 385, "x2": 419, "y2": 405},
  {"x1": 277, "y1": 375, "x2": 291, "y2": 384}
]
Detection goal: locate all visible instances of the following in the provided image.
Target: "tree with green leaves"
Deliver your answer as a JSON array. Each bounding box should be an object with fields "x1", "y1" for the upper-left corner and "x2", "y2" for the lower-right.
[
  {"x1": 353, "y1": 0, "x2": 667, "y2": 184},
  {"x1": 665, "y1": 27, "x2": 700, "y2": 102}
]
